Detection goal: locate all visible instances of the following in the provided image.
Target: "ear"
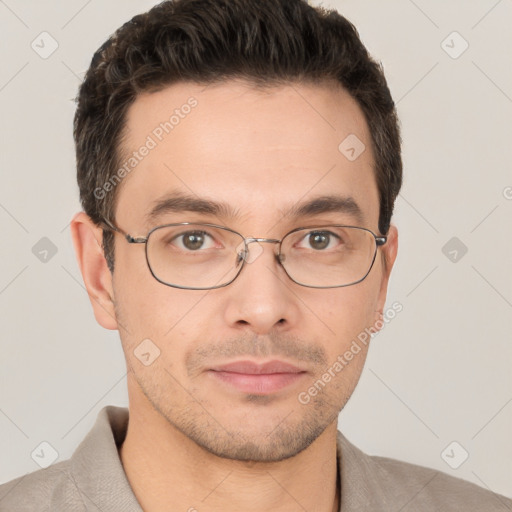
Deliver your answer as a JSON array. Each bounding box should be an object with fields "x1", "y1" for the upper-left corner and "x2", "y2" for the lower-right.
[
  {"x1": 374, "y1": 223, "x2": 398, "y2": 326},
  {"x1": 70, "y1": 211, "x2": 118, "y2": 330}
]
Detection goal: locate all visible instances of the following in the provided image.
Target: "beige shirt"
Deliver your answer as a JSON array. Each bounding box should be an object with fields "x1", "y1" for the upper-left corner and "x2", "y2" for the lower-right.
[{"x1": 0, "y1": 405, "x2": 510, "y2": 511}]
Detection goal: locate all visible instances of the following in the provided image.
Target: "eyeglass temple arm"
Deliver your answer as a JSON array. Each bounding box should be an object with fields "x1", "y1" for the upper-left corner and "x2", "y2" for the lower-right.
[
  {"x1": 99, "y1": 219, "x2": 147, "y2": 244},
  {"x1": 100, "y1": 218, "x2": 388, "y2": 247}
]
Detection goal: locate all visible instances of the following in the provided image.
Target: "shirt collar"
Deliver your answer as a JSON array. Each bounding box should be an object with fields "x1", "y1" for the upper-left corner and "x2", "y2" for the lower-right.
[
  {"x1": 70, "y1": 406, "x2": 143, "y2": 511},
  {"x1": 336, "y1": 429, "x2": 390, "y2": 509}
]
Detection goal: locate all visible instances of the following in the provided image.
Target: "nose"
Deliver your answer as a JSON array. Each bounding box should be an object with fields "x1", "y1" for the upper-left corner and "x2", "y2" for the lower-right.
[{"x1": 223, "y1": 238, "x2": 301, "y2": 334}]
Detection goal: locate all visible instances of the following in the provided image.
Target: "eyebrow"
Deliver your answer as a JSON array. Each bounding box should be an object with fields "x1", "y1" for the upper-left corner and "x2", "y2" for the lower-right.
[{"x1": 144, "y1": 191, "x2": 365, "y2": 227}]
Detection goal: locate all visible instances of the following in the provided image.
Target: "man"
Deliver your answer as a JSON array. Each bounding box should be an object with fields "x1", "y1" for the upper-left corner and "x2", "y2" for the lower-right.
[{"x1": 1, "y1": 0, "x2": 510, "y2": 510}]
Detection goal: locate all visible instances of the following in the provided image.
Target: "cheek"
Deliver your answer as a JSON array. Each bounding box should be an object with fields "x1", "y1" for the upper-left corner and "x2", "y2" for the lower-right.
[
  {"x1": 303, "y1": 287, "x2": 378, "y2": 404},
  {"x1": 112, "y1": 270, "x2": 219, "y2": 377},
  {"x1": 319, "y1": 279, "x2": 380, "y2": 341},
  {"x1": 112, "y1": 256, "x2": 191, "y2": 345}
]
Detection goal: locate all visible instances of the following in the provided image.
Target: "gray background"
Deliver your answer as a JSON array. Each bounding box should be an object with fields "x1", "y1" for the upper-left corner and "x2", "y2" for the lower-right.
[{"x1": 1, "y1": 0, "x2": 511, "y2": 499}]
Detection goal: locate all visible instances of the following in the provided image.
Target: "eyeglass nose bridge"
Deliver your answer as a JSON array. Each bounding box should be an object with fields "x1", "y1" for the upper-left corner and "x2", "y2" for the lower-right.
[{"x1": 237, "y1": 237, "x2": 283, "y2": 264}]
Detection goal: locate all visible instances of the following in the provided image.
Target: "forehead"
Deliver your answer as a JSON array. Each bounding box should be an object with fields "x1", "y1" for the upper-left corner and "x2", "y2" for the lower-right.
[{"x1": 115, "y1": 79, "x2": 379, "y2": 233}]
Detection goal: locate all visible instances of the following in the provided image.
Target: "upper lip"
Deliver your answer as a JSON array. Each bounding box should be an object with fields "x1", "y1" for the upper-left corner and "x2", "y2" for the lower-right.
[{"x1": 209, "y1": 360, "x2": 305, "y2": 375}]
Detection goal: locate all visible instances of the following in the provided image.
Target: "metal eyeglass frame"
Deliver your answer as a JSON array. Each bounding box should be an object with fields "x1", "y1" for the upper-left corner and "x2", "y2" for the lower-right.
[{"x1": 100, "y1": 218, "x2": 387, "y2": 290}]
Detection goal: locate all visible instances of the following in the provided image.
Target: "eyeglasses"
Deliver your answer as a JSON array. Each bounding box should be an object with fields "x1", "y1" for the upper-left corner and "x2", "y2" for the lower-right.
[{"x1": 100, "y1": 220, "x2": 387, "y2": 290}]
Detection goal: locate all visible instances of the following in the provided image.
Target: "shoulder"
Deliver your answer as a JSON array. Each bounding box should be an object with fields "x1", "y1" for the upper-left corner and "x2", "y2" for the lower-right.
[
  {"x1": 337, "y1": 431, "x2": 512, "y2": 511},
  {"x1": 372, "y1": 454, "x2": 511, "y2": 511},
  {"x1": 0, "y1": 406, "x2": 134, "y2": 512},
  {"x1": 0, "y1": 460, "x2": 86, "y2": 511}
]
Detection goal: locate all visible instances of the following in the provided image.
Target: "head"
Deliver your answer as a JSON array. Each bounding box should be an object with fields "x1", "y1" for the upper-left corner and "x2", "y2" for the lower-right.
[{"x1": 71, "y1": 0, "x2": 402, "y2": 462}]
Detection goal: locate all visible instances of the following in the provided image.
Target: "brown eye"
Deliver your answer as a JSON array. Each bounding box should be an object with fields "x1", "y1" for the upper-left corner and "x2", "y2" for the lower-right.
[
  {"x1": 298, "y1": 230, "x2": 341, "y2": 251},
  {"x1": 171, "y1": 230, "x2": 216, "y2": 251}
]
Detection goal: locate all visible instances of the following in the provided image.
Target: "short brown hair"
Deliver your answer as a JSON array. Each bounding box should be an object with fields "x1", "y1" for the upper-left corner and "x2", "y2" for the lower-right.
[{"x1": 74, "y1": 0, "x2": 402, "y2": 273}]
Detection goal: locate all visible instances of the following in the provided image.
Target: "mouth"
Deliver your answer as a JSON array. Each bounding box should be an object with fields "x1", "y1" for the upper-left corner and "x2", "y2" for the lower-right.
[{"x1": 208, "y1": 360, "x2": 308, "y2": 394}]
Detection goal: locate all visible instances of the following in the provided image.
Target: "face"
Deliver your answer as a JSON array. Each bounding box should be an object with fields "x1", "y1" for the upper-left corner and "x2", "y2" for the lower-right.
[{"x1": 79, "y1": 79, "x2": 397, "y2": 462}]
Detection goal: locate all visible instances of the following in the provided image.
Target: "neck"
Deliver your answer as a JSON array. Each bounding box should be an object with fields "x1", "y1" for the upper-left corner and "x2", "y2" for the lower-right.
[{"x1": 119, "y1": 383, "x2": 340, "y2": 512}]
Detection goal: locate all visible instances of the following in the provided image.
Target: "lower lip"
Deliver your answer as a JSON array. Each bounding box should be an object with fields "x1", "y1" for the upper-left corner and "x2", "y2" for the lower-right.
[{"x1": 209, "y1": 371, "x2": 306, "y2": 394}]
